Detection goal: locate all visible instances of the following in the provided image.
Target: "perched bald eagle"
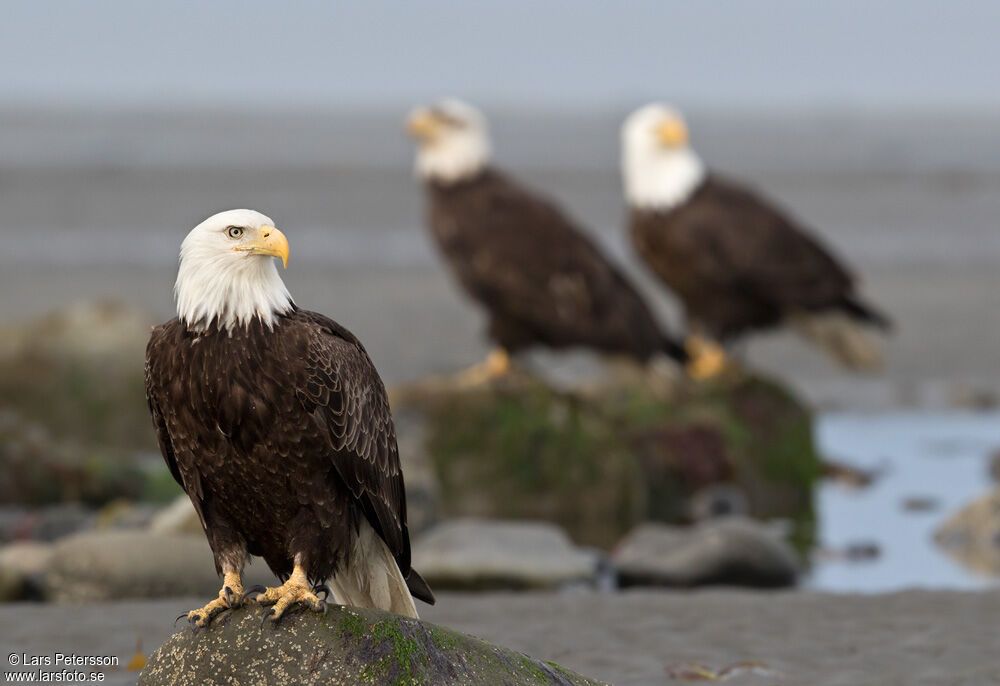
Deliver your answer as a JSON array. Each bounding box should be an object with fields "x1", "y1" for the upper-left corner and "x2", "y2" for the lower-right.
[
  {"x1": 145, "y1": 209, "x2": 433, "y2": 627},
  {"x1": 406, "y1": 99, "x2": 686, "y2": 382},
  {"x1": 621, "y1": 104, "x2": 890, "y2": 376}
]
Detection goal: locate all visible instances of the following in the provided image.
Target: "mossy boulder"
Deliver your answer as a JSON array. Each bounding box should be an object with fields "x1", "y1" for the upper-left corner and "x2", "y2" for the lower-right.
[
  {"x1": 391, "y1": 369, "x2": 820, "y2": 549},
  {"x1": 139, "y1": 604, "x2": 604, "y2": 686}
]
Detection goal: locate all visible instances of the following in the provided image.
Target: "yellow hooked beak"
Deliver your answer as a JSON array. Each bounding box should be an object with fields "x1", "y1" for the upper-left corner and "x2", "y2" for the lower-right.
[
  {"x1": 656, "y1": 117, "x2": 689, "y2": 148},
  {"x1": 405, "y1": 109, "x2": 440, "y2": 142},
  {"x1": 236, "y1": 225, "x2": 289, "y2": 268}
]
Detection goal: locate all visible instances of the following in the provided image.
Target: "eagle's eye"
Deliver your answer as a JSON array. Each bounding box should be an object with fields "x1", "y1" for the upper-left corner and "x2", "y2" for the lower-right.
[{"x1": 226, "y1": 226, "x2": 245, "y2": 239}]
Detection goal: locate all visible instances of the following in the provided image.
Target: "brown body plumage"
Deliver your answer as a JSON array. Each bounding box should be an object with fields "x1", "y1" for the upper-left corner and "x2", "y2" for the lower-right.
[
  {"x1": 145, "y1": 307, "x2": 433, "y2": 603},
  {"x1": 425, "y1": 167, "x2": 687, "y2": 362},
  {"x1": 630, "y1": 174, "x2": 890, "y2": 342}
]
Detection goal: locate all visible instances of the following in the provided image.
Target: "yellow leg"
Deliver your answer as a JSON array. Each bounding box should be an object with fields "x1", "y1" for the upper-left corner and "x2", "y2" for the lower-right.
[
  {"x1": 182, "y1": 570, "x2": 243, "y2": 628},
  {"x1": 255, "y1": 564, "x2": 325, "y2": 621},
  {"x1": 454, "y1": 348, "x2": 512, "y2": 387},
  {"x1": 686, "y1": 335, "x2": 730, "y2": 380}
]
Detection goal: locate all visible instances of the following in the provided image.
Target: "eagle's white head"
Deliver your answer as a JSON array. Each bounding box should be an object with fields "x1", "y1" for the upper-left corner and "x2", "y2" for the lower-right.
[
  {"x1": 175, "y1": 209, "x2": 293, "y2": 332},
  {"x1": 405, "y1": 98, "x2": 491, "y2": 184},
  {"x1": 621, "y1": 103, "x2": 706, "y2": 210}
]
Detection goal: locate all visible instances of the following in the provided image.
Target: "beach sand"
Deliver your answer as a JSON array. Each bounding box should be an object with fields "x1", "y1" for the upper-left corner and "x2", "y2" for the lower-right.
[{"x1": 3, "y1": 590, "x2": 997, "y2": 685}]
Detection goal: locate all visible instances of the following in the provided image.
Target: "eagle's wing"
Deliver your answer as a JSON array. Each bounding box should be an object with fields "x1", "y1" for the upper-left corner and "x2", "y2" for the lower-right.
[
  {"x1": 690, "y1": 177, "x2": 855, "y2": 311},
  {"x1": 144, "y1": 324, "x2": 209, "y2": 531},
  {"x1": 293, "y1": 311, "x2": 410, "y2": 572},
  {"x1": 458, "y1": 174, "x2": 646, "y2": 331}
]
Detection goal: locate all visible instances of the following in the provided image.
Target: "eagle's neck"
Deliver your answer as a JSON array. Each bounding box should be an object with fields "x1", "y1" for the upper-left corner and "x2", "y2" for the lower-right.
[
  {"x1": 175, "y1": 253, "x2": 293, "y2": 333},
  {"x1": 416, "y1": 132, "x2": 490, "y2": 185},
  {"x1": 624, "y1": 147, "x2": 706, "y2": 211}
]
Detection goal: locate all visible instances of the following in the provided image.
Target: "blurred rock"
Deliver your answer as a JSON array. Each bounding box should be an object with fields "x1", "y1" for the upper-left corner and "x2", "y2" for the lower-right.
[
  {"x1": 392, "y1": 369, "x2": 820, "y2": 548},
  {"x1": 934, "y1": 488, "x2": 1000, "y2": 576},
  {"x1": 95, "y1": 499, "x2": 158, "y2": 530},
  {"x1": 14, "y1": 503, "x2": 95, "y2": 542},
  {"x1": 412, "y1": 519, "x2": 598, "y2": 590},
  {"x1": 900, "y1": 495, "x2": 939, "y2": 513},
  {"x1": 6, "y1": 301, "x2": 150, "y2": 361},
  {"x1": 139, "y1": 604, "x2": 603, "y2": 686},
  {"x1": 989, "y1": 450, "x2": 1000, "y2": 484},
  {"x1": 0, "y1": 540, "x2": 54, "y2": 577},
  {"x1": 0, "y1": 541, "x2": 53, "y2": 600},
  {"x1": 0, "y1": 566, "x2": 27, "y2": 602},
  {"x1": 148, "y1": 496, "x2": 202, "y2": 535},
  {"x1": 613, "y1": 518, "x2": 799, "y2": 588},
  {"x1": 822, "y1": 459, "x2": 884, "y2": 488},
  {"x1": 688, "y1": 483, "x2": 750, "y2": 521},
  {"x1": 45, "y1": 531, "x2": 273, "y2": 602},
  {"x1": 949, "y1": 383, "x2": 1000, "y2": 410}
]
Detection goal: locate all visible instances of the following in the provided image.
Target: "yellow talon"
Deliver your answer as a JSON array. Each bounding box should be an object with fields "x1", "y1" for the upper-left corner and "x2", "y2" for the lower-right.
[
  {"x1": 454, "y1": 348, "x2": 512, "y2": 387},
  {"x1": 255, "y1": 564, "x2": 325, "y2": 621},
  {"x1": 686, "y1": 335, "x2": 730, "y2": 380},
  {"x1": 184, "y1": 570, "x2": 243, "y2": 628}
]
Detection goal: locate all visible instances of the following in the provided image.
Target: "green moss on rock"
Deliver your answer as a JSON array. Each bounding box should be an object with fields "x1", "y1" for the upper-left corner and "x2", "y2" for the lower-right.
[
  {"x1": 395, "y1": 369, "x2": 819, "y2": 549},
  {"x1": 139, "y1": 604, "x2": 605, "y2": 686}
]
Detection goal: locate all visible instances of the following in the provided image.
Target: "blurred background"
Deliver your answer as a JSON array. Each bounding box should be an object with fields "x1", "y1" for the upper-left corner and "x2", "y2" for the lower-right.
[{"x1": 1, "y1": 1, "x2": 999, "y2": 682}]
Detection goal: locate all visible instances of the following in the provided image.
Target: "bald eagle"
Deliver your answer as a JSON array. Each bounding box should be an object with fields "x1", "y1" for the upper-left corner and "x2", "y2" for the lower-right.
[
  {"x1": 406, "y1": 99, "x2": 686, "y2": 383},
  {"x1": 145, "y1": 209, "x2": 433, "y2": 627},
  {"x1": 621, "y1": 104, "x2": 890, "y2": 377}
]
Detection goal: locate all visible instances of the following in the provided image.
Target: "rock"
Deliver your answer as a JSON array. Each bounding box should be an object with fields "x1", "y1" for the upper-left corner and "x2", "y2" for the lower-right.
[
  {"x1": 821, "y1": 458, "x2": 883, "y2": 488},
  {"x1": 0, "y1": 541, "x2": 52, "y2": 600},
  {"x1": 148, "y1": 496, "x2": 202, "y2": 535},
  {"x1": 0, "y1": 566, "x2": 26, "y2": 601},
  {"x1": 934, "y1": 488, "x2": 1000, "y2": 576},
  {"x1": 139, "y1": 604, "x2": 604, "y2": 686},
  {"x1": 16, "y1": 503, "x2": 96, "y2": 542},
  {"x1": 95, "y1": 499, "x2": 159, "y2": 530},
  {"x1": 412, "y1": 519, "x2": 598, "y2": 590},
  {"x1": 392, "y1": 369, "x2": 820, "y2": 548},
  {"x1": 900, "y1": 495, "x2": 939, "y2": 513},
  {"x1": 45, "y1": 531, "x2": 273, "y2": 602},
  {"x1": 0, "y1": 540, "x2": 54, "y2": 577},
  {"x1": 613, "y1": 518, "x2": 799, "y2": 588},
  {"x1": 989, "y1": 449, "x2": 1000, "y2": 484}
]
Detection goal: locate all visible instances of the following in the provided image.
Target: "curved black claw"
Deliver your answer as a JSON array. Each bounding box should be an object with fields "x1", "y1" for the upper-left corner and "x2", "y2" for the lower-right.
[
  {"x1": 244, "y1": 585, "x2": 267, "y2": 602},
  {"x1": 260, "y1": 608, "x2": 276, "y2": 627},
  {"x1": 188, "y1": 614, "x2": 205, "y2": 635},
  {"x1": 319, "y1": 599, "x2": 328, "y2": 616},
  {"x1": 223, "y1": 585, "x2": 241, "y2": 608},
  {"x1": 312, "y1": 583, "x2": 332, "y2": 601},
  {"x1": 174, "y1": 612, "x2": 189, "y2": 626}
]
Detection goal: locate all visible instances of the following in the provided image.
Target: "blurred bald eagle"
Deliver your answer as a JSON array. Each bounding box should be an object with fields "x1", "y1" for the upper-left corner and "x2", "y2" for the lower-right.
[
  {"x1": 621, "y1": 104, "x2": 890, "y2": 377},
  {"x1": 145, "y1": 209, "x2": 433, "y2": 628},
  {"x1": 406, "y1": 99, "x2": 686, "y2": 382}
]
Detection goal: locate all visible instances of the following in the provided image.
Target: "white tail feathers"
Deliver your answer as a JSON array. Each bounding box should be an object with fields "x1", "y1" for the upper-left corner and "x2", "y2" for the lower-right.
[
  {"x1": 791, "y1": 311, "x2": 885, "y2": 372},
  {"x1": 329, "y1": 519, "x2": 419, "y2": 619}
]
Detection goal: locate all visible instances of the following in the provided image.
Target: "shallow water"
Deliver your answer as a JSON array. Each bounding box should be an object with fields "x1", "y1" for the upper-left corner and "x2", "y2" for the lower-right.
[{"x1": 808, "y1": 411, "x2": 1000, "y2": 592}]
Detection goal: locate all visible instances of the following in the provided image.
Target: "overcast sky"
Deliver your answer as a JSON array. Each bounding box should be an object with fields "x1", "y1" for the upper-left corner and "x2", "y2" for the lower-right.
[{"x1": 1, "y1": 0, "x2": 998, "y2": 111}]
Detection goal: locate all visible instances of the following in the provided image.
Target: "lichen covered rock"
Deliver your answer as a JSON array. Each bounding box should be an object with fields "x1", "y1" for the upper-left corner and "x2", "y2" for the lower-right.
[
  {"x1": 391, "y1": 369, "x2": 820, "y2": 549},
  {"x1": 139, "y1": 604, "x2": 604, "y2": 686}
]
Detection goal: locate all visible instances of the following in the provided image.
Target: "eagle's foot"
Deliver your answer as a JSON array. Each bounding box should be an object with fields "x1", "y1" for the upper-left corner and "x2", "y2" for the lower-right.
[
  {"x1": 454, "y1": 348, "x2": 512, "y2": 387},
  {"x1": 181, "y1": 571, "x2": 244, "y2": 629},
  {"x1": 685, "y1": 335, "x2": 730, "y2": 380},
  {"x1": 255, "y1": 565, "x2": 326, "y2": 622}
]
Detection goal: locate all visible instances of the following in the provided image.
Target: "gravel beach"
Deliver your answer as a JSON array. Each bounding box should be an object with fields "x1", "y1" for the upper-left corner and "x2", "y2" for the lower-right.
[{"x1": 3, "y1": 590, "x2": 998, "y2": 685}]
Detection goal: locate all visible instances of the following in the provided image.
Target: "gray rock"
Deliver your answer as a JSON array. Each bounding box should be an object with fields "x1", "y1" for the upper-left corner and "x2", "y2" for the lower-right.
[
  {"x1": 412, "y1": 519, "x2": 598, "y2": 590},
  {"x1": 0, "y1": 541, "x2": 51, "y2": 600},
  {"x1": 24, "y1": 503, "x2": 96, "y2": 542},
  {"x1": 934, "y1": 488, "x2": 1000, "y2": 576},
  {"x1": 139, "y1": 604, "x2": 604, "y2": 686},
  {"x1": 147, "y1": 496, "x2": 202, "y2": 536},
  {"x1": 45, "y1": 531, "x2": 274, "y2": 602},
  {"x1": 613, "y1": 518, "x2": 799, "y2": 588},
  {"x1": 0, "y1": 566, "x2": 26, "y2": 601}
]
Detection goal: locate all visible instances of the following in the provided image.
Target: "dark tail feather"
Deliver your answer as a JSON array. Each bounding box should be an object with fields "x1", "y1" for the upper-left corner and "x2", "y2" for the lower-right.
[
  {"x1": 662, "y1": 334, "x2": 690, "y2": 364},
  {"x1": 840, "y1": 295, "x2": 893, "y2": 331},
  {"x1": 406, "y1": 569, "x2": 435, "y2": 605}
]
